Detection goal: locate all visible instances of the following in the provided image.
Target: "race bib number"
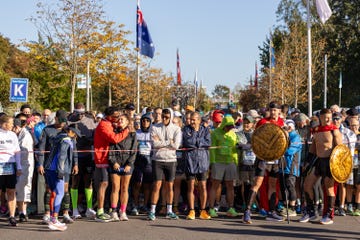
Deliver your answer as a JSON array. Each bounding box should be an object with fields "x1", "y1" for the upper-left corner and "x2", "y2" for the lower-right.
[
  {"x1": 242, "y1": 150, "x2": 256, "y2": 165},
  {"x1": 0, "y1": 162, "x2": 15, "y2": 175},
  {"x1": 139, "y1": 142, "x2": 151, "y2": 156}
]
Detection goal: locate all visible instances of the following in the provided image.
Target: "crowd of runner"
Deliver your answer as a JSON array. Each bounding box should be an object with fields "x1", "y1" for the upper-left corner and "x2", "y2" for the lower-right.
[{"x1": 0, "y1": 100, "x2": 359, "y2": 231}]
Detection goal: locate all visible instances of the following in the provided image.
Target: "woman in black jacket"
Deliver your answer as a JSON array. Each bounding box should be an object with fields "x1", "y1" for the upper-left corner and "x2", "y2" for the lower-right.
[{"x1": 108, "y1": 114, "x2": 137, "y2": 221}]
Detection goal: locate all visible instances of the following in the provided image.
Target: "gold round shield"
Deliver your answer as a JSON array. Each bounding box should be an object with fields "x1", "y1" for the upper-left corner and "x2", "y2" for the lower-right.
[
  {"x1": 251, "y1": 123, "x2": 288, "y2": 161},
  {"x1": 330, "y1": 144, "x2": 353, "y2": 183}
]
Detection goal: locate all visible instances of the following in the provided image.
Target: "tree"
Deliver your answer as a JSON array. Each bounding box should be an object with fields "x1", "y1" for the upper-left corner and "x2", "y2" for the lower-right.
[
  {"x1": 30, "y1": 0, "x2": 105, "y2": 112},
  {"x1": 212, "y1": 84, "x2": 230, "y2": 102}
]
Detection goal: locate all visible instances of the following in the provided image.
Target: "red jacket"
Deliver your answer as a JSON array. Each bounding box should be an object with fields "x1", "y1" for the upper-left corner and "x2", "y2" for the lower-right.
[{"x1": 94, "y1": 119, "x2": 129, "y2": 168}]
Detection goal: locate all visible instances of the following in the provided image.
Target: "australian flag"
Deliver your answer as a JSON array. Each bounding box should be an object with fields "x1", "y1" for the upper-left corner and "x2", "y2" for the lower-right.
[{"x1": 137, "y1": 3, "x2": 155, "y2": 58}]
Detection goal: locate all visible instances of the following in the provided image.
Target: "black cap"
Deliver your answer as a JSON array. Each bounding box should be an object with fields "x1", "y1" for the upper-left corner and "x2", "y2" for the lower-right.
[
  {"x1": 269, "y1": 101, "x2": 281, "y2": 109},
  {"x1": 332, "y1": 112, "x2": 342, "y2": 119},
  {"x1": 56, "y1": 110, "x2": 68, "y2": 123},
  {"x1": 125, "y1": 103, "x2": 135, "y2": 110}
]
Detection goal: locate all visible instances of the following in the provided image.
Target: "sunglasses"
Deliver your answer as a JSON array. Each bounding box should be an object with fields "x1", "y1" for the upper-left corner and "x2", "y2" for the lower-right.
[
  {"x1": 162, "y1": 115, "x2": 170, "y2": 120},
  {"x1": 111, "y1": 114, "x2": 121, "y2": 119},
  {"x1": 332, "y1": 118, "x2": 341, "y2": 121}
]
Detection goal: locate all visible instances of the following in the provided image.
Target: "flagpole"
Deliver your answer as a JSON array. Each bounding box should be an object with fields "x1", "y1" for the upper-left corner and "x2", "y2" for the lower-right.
[
  {"x1": 324, "y1": 54, "x2": 327, "y2": 108},
  {"x1": 194, "y1": 69, "x2": 198, "y2": 108},
  {"x1": 269, "y1": 33, "x2": 272, "y2": 102},
  {"x1": 136, "y1": 50, "x2": 140, "y2": 114},
  {"x1": 307, "y1": 0, "x2": 313, "y2": 117},
  {"x1": 339, "y1": 71, "x2": 342, "y2": 107}
]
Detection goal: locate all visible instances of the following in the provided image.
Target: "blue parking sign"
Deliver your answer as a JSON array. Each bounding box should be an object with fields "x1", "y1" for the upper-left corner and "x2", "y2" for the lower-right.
[{"x1": 10, "y1": 78, "x2": 28, "y2": 102}]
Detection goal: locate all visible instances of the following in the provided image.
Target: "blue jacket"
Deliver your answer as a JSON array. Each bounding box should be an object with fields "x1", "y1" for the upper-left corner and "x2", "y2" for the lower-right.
[
  {"x1": 280, "y1": 130, "x2": 302, "y2": 176},
  {"x1": 44, "y1": 132, "x2": 78, "y2": 178},
  {"x1": 182, "y1": 124, "x2": 211, "y2": 174}
]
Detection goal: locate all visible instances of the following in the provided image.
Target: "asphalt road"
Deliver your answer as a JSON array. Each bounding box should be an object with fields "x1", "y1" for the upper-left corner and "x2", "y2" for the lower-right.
[{"x1": 1, "y1": 212, "x2": 360, "y2": 240}]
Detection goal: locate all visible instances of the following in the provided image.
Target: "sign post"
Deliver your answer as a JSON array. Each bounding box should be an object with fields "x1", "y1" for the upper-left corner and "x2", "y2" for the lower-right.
[{"x1": 10, "y1": 78, "x2": 28, "y2": 102}]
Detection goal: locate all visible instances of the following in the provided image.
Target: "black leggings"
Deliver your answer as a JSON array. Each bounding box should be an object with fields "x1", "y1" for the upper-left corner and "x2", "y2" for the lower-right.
[{"x1": 280, "y1": 174, "x2": 297, "y2": 202}]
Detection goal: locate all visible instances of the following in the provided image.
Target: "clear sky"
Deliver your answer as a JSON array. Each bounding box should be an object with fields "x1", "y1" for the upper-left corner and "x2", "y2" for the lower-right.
[{"x1": 0, "y1": 0, "x2": 280, "y2": 95}]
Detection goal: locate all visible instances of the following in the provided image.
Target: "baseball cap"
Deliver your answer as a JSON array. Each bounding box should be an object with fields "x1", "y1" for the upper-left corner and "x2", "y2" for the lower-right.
[
  {"x1": 332, "y1": 112, "x2": 342, "y2": 119},
  {"x1": 285, "y1": 119, "x2": 295, "y2": 129},
  {"x1": 96, "y1": 113, "x2": 104, "y2": 119},
  {"x1": 247, "y1": 109, "x2": 261, "y2": 119},
  {"x1": 186, "y1": 105, "x2": 195, "y2": 112},
  {"x1": 56, "y1": 110, "x2": 68, "y2": 123},
  {"x1": 243, "y1": 115, "x2": 255, "y2": 123},
  {"x1": 269, "y1": 101, "x2": 281, "y2": 109},
  {"x1": 125, "y1": 103, "x2": 135, "y2": 110}
]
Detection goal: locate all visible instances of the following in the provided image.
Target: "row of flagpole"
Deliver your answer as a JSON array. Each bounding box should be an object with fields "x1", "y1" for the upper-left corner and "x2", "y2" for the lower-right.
[
  {"x1": 266, "y1": 0, "x2": 332, "y2": 116},
  {"x1": 137, "y1": 0, "x2": 334, "y2": 114}
]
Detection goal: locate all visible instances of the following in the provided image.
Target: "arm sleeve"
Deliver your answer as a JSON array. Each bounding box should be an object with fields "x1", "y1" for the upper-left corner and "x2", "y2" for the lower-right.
[{"x1": 98, "y1": 122, "x2": 129, "y2": 144}]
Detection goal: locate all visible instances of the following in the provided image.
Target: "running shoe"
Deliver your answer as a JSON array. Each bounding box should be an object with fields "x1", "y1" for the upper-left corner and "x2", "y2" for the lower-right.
[
  {"x1": 280, "y1": 208, "x2": 297, "y2": 217},
  {"x1": 147, "y1": 212, "x2": 156, "y2": 221},
  {"x1": 259, "y1": 208, "x2": 267, "y2": 217},
  {"x1": 62, "y1": 214, "x2": 74, "y2": 224},
  {"x1": 72, "y1": 208, "x2": 82, "y2": 219},
  {"x1": 19, "y1": 213, "x2": 28, "y2": 222},
  {"x1": 337, "y1": 208, "x2": 346, "y2": 216},
  {"x1": 199, "y1": 210, "x2": 211, "y2": 220},
  {"x1": 48, "y1": 218, "x2": 67, "y2": 231},
  {"x1": 266, "y1": 211, "x2": 284, "y2": 222},
  {"x1": 85, "y1": 208, "x2": 96, "y2": 219},
  {"x1": 131, "y1": 207, "x2": 139, "y2": 216},
  {"x1": 352, "y1": 209, "x2": 360, "y2": 216},
  {"x1": 320, "y1": 214, "x2": 334, "y2": 225},
  {"x1": 42, "y1": 214, "x2": 51, "y2": 224},
  {"x1": 209, "y1": 208, "x2": 218, "y2": 218},
  {"x1": 110, "y1": 211, "x2": 120, "y2": 222},
  {"x1": 166, "y1": 212, "x2": 179, "y2": 220},
  {"x1": 8, "y1": 217, "x2": 17, "y2": 227},
  {"x1": 119, "y1": 211, "x2": 129, "y2": 221},
  {"x1": 186, "y1": 210, "x2": 195, "y2": 220},
  {"x1": 243, "y1": 209, "x2": 252, "y2": 224},
  {"x1": 299, "y1": 212, "x2": 310, "y2": 223},
  {"x1": 226, "y1": 207, "x2": 239, "y2": 217},
  {"x1": 95, "y1": 213, "x2": 111, "y2": 223}
]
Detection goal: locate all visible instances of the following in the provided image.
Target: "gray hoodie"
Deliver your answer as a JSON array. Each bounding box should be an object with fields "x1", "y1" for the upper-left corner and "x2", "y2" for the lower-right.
[{"x1": 151, "y1": 108, "x2": 182, "y2": 162}]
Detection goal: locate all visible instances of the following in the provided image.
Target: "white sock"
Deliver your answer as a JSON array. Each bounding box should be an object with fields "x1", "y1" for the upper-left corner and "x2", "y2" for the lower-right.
[
  {"x1": 167, "y1": 204, "x2": 173, "y2": 213},
  {"x1": 150, "y1": 205, "x2": 156, "y2": 213}
]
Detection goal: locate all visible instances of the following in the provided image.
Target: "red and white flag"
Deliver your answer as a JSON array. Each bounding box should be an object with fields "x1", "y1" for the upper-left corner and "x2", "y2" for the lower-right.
[
  {"x1": 315, "y1": 0, "x2": 332, "y2": 24},
  {"x1": 177, "y1": 49, "x2": 181, "y2": 85}
]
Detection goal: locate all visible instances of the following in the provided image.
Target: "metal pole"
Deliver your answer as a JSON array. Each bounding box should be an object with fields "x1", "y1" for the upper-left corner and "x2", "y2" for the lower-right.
[
  {"x1": 269, "y1": 37, "x2": 272, "y2": 102},
  {"x1": 86, "y1": 59, "x2": 90, "y2": 111},
  {"x1": 136, "y1": 51, "x2": 140, "y2": 114},
  {"x1": 339, "y1": 88, "x2": 341, "y2": 107},
  {"x1": 307, "y1": 0, "x2": 313, "y2": 117},
  {"x1": 324, "y1": 54, "x2": 327, "y2": 108}
]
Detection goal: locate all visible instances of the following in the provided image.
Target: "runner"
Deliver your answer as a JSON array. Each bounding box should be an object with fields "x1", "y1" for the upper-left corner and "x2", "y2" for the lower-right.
[{"x1": 299, "y1": 108, "x2": 342, "y2": 225}]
